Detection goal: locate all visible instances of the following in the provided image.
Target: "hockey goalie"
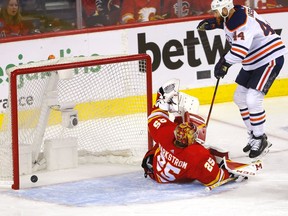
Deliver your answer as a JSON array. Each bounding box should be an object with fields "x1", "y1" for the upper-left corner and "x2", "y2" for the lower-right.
[{"x1": 142, "y1": 79, "x2": 263, "y2": 190}]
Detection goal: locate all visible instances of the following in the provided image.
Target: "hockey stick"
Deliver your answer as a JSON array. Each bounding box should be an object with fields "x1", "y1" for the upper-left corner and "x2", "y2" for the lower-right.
[
  {"x1": 206, "y1": 78, "x2": 220, "y2": 127},
  {"x1": 205, "y1": 176, "x2": 237, "y2": 191}
]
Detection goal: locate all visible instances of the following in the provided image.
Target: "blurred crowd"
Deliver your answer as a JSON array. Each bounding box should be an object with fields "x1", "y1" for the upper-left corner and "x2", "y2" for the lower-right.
[{"x1": 0, "y1": 0, "x2": 287, "y2": 38}]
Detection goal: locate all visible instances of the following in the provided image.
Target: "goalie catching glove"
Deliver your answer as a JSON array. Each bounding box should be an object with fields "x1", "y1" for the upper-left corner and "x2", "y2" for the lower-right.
[
  {"x1": 156, "y1": 78, "x2": 179, "y2": 112},
  {"x1": 141, "y1": 145, "x2": 157, "y2": 179}
]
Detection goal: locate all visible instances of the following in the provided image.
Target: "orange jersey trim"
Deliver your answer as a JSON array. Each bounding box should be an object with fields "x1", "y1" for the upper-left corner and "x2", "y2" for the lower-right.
[{"x1": 243, "y1": 41, "x2": 283, "y2": 63}]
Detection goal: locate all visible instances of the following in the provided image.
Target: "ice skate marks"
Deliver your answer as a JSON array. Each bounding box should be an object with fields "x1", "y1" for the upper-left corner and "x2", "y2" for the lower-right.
[{"x1": 5, "y1": 171, "x2": 241, "y2": 206}]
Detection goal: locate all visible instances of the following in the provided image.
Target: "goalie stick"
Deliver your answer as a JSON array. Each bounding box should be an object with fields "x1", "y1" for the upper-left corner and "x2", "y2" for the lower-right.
[{"x1": 205, "y1": 176, "x2": 239, "y2": 191}]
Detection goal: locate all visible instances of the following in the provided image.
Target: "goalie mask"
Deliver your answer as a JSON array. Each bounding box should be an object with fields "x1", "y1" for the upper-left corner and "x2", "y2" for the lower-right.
[{"x1": 174, "y1": 122, "x2": 198, "y2": 148}]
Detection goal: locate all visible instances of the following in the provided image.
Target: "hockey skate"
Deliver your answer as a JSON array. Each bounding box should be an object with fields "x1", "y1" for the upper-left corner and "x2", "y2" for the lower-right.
[
  {"x1": 248, "y1": 134, "x2": 272, "y2": 159},
  {"x1": 243, "y1": 131, "x2": 255, "y2": 153},
  {"x1": 243, "y1": 133, "x2": 272, "y2": 159},
  {"x1": 243, "y1": 132, "x2": 269, "y2": 153}
]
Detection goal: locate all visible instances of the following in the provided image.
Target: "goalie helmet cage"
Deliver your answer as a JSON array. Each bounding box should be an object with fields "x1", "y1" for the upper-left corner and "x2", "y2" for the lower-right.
[{"x1": 0, "y1": 54, "x2": 153, "y2": 190}]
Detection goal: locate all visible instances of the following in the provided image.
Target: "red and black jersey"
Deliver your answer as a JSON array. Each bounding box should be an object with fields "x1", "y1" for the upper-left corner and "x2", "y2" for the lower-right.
[
  {"x1": 121, "y1": 0, "x2": 170, "y2": 23},
  {"x1": 146, "y1": 106, "x2": 230, "y2": 186}
]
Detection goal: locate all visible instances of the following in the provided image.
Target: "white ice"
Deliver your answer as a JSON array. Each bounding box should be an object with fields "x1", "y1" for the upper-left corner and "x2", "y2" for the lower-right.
[{"x1": 0, "y1": 96, "x2": 287, "y2": 216}]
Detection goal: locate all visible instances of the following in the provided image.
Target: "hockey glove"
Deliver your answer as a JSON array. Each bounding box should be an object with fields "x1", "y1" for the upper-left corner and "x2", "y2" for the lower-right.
[
  {"x1": 214, "y1": 56, "x2": 232, "y2": 79},
  {"x1": 141, "y1": 146, "x2": 157, "y2": 179},
  {"x1": 155, "y1": 79, "x2": 179, "y2": 112},
  {"x1": 197, "y1": 18, "x2": 224, "y2": 31}
]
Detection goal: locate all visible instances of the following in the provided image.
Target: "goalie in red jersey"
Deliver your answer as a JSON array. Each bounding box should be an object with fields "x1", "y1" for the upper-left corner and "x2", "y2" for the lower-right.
[{"x1": 142, "y1": 79, "x2": 261, "y2": 188}]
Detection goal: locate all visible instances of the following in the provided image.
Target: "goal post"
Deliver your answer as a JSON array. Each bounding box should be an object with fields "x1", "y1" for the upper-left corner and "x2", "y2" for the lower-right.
[{"x1": 0, "y1": 54, "x2": 153, "y2": 190}]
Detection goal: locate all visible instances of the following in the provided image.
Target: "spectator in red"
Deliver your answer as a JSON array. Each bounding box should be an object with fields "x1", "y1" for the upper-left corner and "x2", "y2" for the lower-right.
[
  {"x1": 81, "y1": 0, "x2": 122, "y2": 27},
  {"x1": 169, "y1": 1, "x2": 246, "y2": 18},
  {"x1": 0, "y1": 0, "x2": 29, "y2": 37},
  {"x1": 277, "y1": 0, "x2": 288, "y2": 7},
  {"x1": 264, "y1": 0, "x2": 279, "y2": 8},
  {"x1": 233, "y1": 0, "x2": 247, "y2": 5},
  {"x1": 241, "y1": 0, "x2": 280, "y2": 9},
  {"x1": 189, "y1": 1, "x2": 212, "y2": 15},
  {"x1": 121, "y1": 0, "x2": 172, "y2": 24},
  {"x1": 219, "y1": 1, "x2": 279, "y2": 9},
  {"x1": 168, "y1": 1, "x2": 211, "y2": 17}
]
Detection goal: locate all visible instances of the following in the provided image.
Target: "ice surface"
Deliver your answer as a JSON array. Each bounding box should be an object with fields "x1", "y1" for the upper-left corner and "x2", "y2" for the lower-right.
[{"x1": 0, "y1": 96, "x2": 287, "y2": 216}]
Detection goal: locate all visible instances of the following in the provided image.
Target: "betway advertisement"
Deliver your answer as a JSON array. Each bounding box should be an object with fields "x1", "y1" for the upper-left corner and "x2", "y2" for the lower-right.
[{"x1": 0, "y1": 12, "x2": 287, "y2": 113}]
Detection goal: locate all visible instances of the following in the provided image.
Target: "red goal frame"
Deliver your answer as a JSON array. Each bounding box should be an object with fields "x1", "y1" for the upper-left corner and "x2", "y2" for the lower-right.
[{"x1": 8, "y1": 54, "x2": 153, "y2": 189}]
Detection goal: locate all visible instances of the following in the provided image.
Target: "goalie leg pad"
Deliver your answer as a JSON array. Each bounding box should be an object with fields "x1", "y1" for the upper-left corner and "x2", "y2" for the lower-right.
[
  {"x1": 224, "y1": 157, "x2": 263, "y2": 177},
  {"x1": 208, "y1": 146, "x2": 230, "y2": 165}
]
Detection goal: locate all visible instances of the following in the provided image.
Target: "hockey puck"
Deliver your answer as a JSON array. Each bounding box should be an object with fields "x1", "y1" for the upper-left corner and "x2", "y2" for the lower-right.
[{"x1": 30, "y1": 175, "x2": 38, "y2": 183}]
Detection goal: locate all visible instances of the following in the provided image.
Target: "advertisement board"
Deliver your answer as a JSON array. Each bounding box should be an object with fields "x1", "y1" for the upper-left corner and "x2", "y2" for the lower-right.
[{"x1": 0, "y1": 12, "x2": 287, "y2": 113}]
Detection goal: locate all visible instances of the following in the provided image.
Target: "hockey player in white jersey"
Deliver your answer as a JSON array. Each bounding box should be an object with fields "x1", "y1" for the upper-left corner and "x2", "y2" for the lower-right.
[{"x1": 197, "y1": 0, "x2": 287, "y2": 159}]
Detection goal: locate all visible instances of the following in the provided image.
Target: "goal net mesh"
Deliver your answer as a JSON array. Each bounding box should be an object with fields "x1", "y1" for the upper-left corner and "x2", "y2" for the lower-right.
[{"x1": 0, "y1": 54, "x2": 152, "y2": 187}]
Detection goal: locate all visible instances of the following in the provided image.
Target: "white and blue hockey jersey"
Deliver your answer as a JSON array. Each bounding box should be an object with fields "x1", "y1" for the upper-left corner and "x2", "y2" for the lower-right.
[{"x1": 224, "y1": 5, "x2": 287, "y2": 70}]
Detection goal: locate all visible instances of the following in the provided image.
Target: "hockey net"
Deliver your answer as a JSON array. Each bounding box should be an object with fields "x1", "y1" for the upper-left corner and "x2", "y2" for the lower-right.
[{"x1": 0, "y1": 54, "x2": 152, "y2": 189}]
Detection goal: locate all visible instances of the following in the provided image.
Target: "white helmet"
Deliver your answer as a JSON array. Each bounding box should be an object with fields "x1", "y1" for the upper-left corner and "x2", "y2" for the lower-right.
[{"x1": 211, "y1": 0, "x2": 234, "y2": 17}]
